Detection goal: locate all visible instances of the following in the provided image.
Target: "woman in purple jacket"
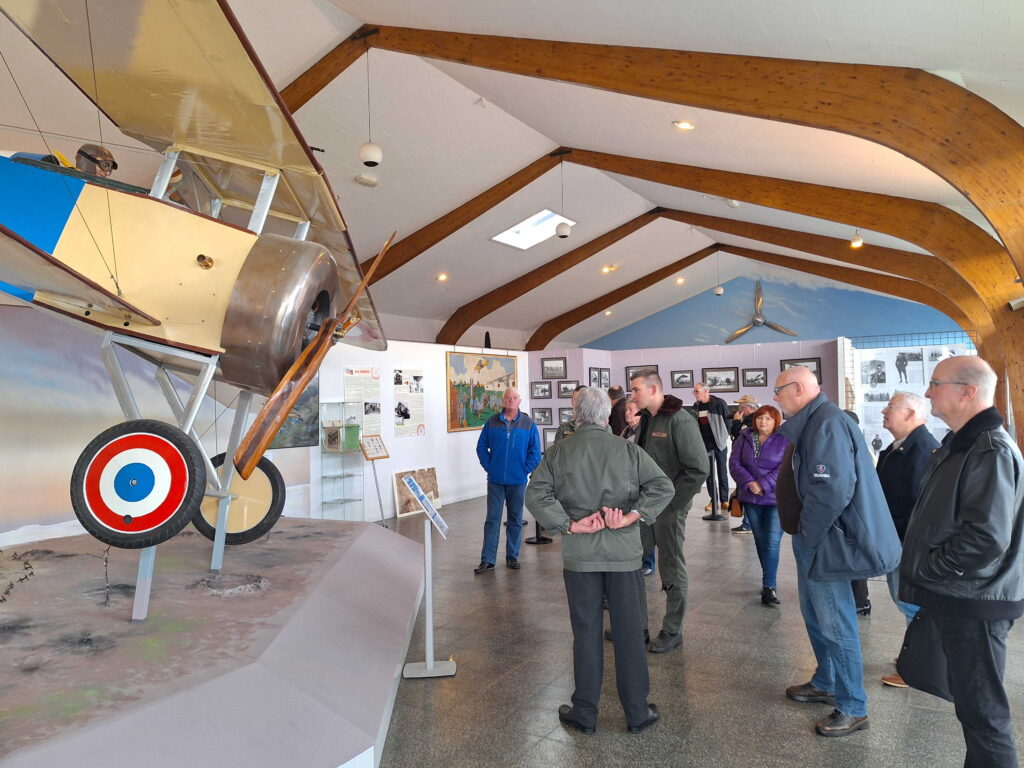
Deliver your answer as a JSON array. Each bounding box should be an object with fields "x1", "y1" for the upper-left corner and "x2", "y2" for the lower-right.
[{"x1": 729, "y1": 404, "x2": 789, "y2": 605}]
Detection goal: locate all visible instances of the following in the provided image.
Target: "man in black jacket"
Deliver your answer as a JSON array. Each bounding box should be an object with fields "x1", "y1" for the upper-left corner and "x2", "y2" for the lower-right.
[
  {"x1": 900, "y1": 356, "x2": 1024, "y2": 767},
  {"x1": 875, "y1": 391, "x2": 939, "y2": 688}
]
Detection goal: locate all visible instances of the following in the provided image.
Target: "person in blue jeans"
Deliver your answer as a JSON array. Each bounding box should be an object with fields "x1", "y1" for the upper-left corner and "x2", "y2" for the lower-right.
[
  {"x1": 474, "y1": 388, "x2": 542, "y2": 574},
  {"x1": 728, "y1": 404, "x2": 788, "y2": 605}
]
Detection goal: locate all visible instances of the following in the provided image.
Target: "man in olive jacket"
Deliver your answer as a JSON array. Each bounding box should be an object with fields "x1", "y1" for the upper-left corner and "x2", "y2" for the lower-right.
[
  {"x1": 526, "y1": 387, "x2": 674, "y2": 734},
  {"x1": 629, "y1": 368, "x2": 709, "y2": 653}
]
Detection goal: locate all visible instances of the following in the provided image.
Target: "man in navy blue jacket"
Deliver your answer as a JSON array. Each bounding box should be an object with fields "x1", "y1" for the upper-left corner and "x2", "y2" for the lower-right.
[{"x1": 474, "y1": 388, "x2": 542, "y2": 574}]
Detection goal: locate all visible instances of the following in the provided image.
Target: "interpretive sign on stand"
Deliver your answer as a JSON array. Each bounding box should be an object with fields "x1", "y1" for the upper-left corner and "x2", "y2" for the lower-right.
[{"x1": 402, "y1": 475, "x2": 456, "y2": 679}]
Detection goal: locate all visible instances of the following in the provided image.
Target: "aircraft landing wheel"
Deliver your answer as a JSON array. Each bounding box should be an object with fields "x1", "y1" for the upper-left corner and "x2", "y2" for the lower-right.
[
  {"x1": 194, "y1": 453, "x2": 285, "y2": 545},
  {"x1": 70, "y1": 419, "x2": 207, "y2": 549}
]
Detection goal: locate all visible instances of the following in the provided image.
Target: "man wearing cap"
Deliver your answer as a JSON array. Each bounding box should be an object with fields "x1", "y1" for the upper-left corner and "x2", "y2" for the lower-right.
[{"x1": 75, "y1": 144, "x2": 117, "y2": 178}]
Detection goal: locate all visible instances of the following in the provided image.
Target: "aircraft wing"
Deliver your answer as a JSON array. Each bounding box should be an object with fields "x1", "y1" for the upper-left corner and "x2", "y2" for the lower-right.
[{"x1": 0, "y1": 0, "x2": 385, "y2": 350}]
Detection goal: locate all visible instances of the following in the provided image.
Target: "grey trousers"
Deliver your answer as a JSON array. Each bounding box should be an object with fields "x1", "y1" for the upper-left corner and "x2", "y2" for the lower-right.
[
  {"x1": 564, "y1": 569, "x2": 650, "y2": 728},
  {"x1": 639, "y1": 503, "x2": 689, "y2": 635}
]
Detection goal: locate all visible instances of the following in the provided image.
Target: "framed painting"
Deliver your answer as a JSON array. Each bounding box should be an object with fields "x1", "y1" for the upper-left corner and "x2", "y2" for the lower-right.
[
  {"x1": 742, "y1": 368, "x2": 768, "y2": 387},
  {"x1": 531, "y1": 380, "x2": 552, "y2": 399},
  {"x1": 701, "y1": 367, "x2": 739, "y2": 393},
  {"x1": 780, "y1": 357, "x2": 822, "y2": 384},
  {"x1": 532, "y1": 407, "x2": 553, "y2": 425},
  {"x1": 446, "y1": 351, "x2": 517, "y2": 432},
  {"x1": 589, "y1": 367, "x2": 602, "y2": 388},
  {"x1": 541, "y1": 357, "x2": 567, "y2": 380},
  {"x1": 557, "y1": 380, "x2": 579, "y2": 398},
  {"x1": 625, "y1": 364, "x2": 658, "y2": 384},
  {"x1": 670, "y1": 370, "x2": 693, "y2": 389}
]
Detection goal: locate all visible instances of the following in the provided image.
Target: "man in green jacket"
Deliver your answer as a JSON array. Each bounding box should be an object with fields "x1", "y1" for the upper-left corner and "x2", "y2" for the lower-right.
[
  {"x1": 629, "y1": 368, "x2": 710, "y2": 653},
  {"x1": 526, "y1": 387, "x2": 674, "y2": 735}
]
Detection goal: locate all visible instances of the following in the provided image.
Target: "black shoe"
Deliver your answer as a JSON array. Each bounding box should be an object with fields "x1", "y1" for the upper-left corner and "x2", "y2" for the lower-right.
[
  {"x1": 856, "y1": 600, "x2": 871, "y2": 617},
  {"x1": 628, "y1": 704, "x2": 660, "y2": 734},
  {"x1": 815, "y1": 709, "x2": 869, "y2": 737},
  {"x1": 731, "y1": 524, "x2": 752, "y2": 534},
  {"x1": 505, "y1": 557, "x2": 520, "y2": 570},
  {"x1": 473, "y1": 561, "x2": 494, "y2": 574},
  {"x1": 558, "y1": 704, "x2": 595, "y2": 734},
  {"x1": 761, "y1": 587, "x2": 780, "y2": 605},
  {"x1": 604, "y1": 628, "x2": 651, "y2": 643},
  {"x1": 786, "y1": 682, "x2": 837, "y2": 706},
  {"x1": 648, "y1": 630, "x2": 682, "y2": 653}
]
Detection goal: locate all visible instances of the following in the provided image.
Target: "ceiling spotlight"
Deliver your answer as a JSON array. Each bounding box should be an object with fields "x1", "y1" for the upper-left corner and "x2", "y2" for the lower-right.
[
  {"x1": 359, "y1": 141, "x2": 382, "y2": 168},
  {"x1": 672, "y1": 120, "x2": 695, "y2": 131},
  {"x1": 676, "y1": 277, "x2": 685, "y2": 285},
  {"x1": 556, "y1": 221, "x2": 571, "y2": 239},
  {"x1": 727, "y1": 199, "x2": 741, "y2": 209},
  {"x1": 604, "y1": 310, "x2": 612, "y2": 316},
  {"x1": 713, "y1": 285, "x2": 725, "y2": 296},
  {"x1": 436, "y1": 272, "x2": 448, "y2": 282},
  {"x1": 850, "y1": 230, "x2": 864, "y2": 249}
]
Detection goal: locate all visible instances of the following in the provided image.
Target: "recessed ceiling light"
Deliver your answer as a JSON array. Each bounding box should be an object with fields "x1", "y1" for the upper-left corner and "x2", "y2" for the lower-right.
[
  {"x1": 672, "y1": 120, "x2": 695, "y2": 131},
  {"x1": 604, "y1": 310, "x2": 612, "y2": 316},
  {"x1": 601, "y1": 266, "x2": 612, "y2": 274},
  {"x1": 436, "y1": 273, "x2": 448, "y2": 282},
  {"x1": 676, "y1": 277, "x2": 685, "y2": 285}
]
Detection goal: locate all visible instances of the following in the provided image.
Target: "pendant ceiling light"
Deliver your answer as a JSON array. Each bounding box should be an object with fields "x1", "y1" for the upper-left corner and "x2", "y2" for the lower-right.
[
  {"x1": 359, "y1": 50, "x2": 381, "y2": 167},
  {"x1": 555, "y1": 161, "x2": 571, "y2": 238}
]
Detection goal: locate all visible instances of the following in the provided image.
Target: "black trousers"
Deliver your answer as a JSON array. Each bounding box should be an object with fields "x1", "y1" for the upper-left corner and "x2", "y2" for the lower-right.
[
  {"x1": 851, "y1": 579, "x2": 869, "y2": 610},
  {"x1": 563, "y1": 569, "x2": 650, "y2": 728},
  {"x1": 705, "y1": 447, "x2": 729, "y2": 505}
]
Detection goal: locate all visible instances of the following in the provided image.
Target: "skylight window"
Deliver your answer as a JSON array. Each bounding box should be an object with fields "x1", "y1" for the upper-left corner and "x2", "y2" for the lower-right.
[{"x1": 491, "y1": 209, "x2": 576, "y2": 250}]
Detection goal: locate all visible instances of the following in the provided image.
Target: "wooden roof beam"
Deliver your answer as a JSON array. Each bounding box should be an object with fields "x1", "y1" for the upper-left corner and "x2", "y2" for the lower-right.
[{"x1": 281, "y1": 27, "x2": 375, "y2": 113}]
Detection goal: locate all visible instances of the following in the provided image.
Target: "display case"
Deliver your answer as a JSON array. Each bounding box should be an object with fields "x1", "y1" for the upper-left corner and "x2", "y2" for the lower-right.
[{"x1": 320, "y1": 401, "x2": 364, "y2": 520}]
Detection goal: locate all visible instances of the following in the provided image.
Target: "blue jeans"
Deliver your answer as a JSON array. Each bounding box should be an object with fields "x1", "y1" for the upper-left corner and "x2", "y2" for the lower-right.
[
  {"x1": 744, "y1": 503, "x2": 782, "y2": 588},
  {"x1": 642, "y1": 548, "x2": 656, "y2": 571},
  {"x1": 886, "y1": 568, "x2": 919, "y2": 624},
  {"x1": 481, "y1": 482, "x2": 526, "y2": 563},
  {"x1": 792, "y1": 535, "x2": 868, "y2": 717}
]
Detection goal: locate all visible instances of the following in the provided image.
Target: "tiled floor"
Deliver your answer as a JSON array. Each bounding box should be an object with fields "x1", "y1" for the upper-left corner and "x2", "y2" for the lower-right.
[{"x1": 380, "y1": 495, "x2": 1024, "y2": 768}]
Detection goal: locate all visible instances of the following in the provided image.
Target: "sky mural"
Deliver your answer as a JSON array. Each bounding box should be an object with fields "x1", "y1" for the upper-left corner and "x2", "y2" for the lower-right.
[{"x1": 585, "y1": 275, "x2": 961, "y2": 350}]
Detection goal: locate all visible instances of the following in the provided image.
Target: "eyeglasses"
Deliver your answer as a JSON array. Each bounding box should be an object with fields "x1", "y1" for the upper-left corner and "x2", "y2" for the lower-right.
[
  {"x1": 77, "y1": 149, "x2": 118, "y2": 172},
  {"x1": 773, "y1": 382, "x2": 797, "y2": 395},
  {"x1": 881, "y1": 405, "x2": 913, "y2": 412},
  {"x1": 927, "y1": 379, "x2": 968, "y2": 389}
]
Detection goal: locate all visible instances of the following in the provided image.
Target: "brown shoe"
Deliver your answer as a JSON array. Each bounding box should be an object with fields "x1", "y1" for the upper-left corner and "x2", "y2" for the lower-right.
[
  {"x1": 815, "y1": 709, "x2": 869, "y2": 737},
  {"x1": 721, "y1": 502, "x2": 730, "y2": 511},
  {"x1": 704, "y1": 502, "x2": 713, "y2": 512},
  {"x1": 881, "y1": 673, "x2": 909, "y2": 688}
]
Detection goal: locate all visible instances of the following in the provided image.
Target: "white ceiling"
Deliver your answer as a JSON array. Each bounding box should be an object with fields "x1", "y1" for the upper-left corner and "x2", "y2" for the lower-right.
[{"x1": 2, "y1": 0, "x2": 1019, "y2": 349}]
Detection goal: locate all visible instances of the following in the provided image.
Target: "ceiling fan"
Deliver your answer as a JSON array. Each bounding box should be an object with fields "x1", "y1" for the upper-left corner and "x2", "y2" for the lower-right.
[{"x1": 725, "y1": 281, "x2": 799, "y2": 343}]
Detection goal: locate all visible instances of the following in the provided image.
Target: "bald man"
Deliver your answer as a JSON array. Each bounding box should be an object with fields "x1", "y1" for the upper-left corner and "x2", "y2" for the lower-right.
[
  {"x1": 774, "y1": 365, "x2": 900, "y2": 737},
  {"x1": 899, "y1": 357, "x2": 1024, "y2": 767}
]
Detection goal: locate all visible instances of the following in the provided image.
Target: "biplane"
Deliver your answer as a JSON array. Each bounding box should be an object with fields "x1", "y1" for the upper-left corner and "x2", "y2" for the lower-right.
[{"x1": 0, "y1": 0, "x2": 388, "y2": 553}]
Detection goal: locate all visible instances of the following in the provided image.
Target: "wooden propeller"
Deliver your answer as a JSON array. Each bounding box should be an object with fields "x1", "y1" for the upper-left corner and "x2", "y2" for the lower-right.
[{"x1": 233, "y1": 232, "x2": 395, "y2": 479}]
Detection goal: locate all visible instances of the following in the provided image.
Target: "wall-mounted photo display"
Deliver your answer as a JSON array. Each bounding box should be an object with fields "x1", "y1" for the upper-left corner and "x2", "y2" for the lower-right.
[
  {"x1": 742, "y1": 368, "x2": 768, "y2": 387},
  {"x1": 780, "y1": 357, "x2": 822, "y2": 384},
  {"x1": 532, "y1": 407, "x2": 553, "y2": 425},
  {"x1": 531, "y1": 381, "x2": 552, "y2": 399},
  {"x1": 541, "y1": 357, "x2": 568, "y2": 380},
  {"x1": 702, "y1": 367, "x2": 739, "y2": 393},
  {"x1": 557, "y1": 380, "x2": 579, "y2": 398},
  {"x1": 625, "y1": 364, "x2": 658, "y2": 384},
  {"x1": 893, "y1": 348, "x2": 924, "y2": 385},
  {"x1": 670, "y1": 370, "x2": 693, "y2": 389},
  {"x1": 600, "y1": 368, "x2": 611, "y2": 389},
  {"x1": 558, "y1": 407, "x2": 574, "y2": 424},
  {"x1": 589, "y1": 367, "x2": 602, "y2": 388},
  {"x1": 543, "y1": 428, "x2": 558, "y2": 451}
]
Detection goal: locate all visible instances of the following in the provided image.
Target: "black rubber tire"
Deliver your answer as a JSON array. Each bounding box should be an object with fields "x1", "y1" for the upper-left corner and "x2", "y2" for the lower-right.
[
  {"x1": 192, "y1": 453, "x2": 285, "y2": 545},
  {"x1": 70, "y1": 419, "x2": 207, "y2": 549}
]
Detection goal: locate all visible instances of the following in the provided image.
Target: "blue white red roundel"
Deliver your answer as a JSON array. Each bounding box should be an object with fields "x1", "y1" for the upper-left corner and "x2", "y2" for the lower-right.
[{"x1": 82, "y1": 432, "x2": 190, "y2": 534}]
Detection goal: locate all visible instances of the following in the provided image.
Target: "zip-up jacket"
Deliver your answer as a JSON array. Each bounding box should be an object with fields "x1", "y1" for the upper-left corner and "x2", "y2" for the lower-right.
[
  {"x1": 638, "y1": 394, "x2": 709, "y2": 512},
  {"x1": 526, "y1": 423, "x2": 674, "y2": 571},
  {"x1": 729, "y1": 429, "x2": 789, "y2": 506},
  {"x1": 691, "y1": 394, "x2": 730, "y2": 451},
  {"x1": 476, "y1": 410, "x2": 541, "y2": 485},
  {"x1": 875, "y1": 423, "x2": 939, "y2": 540},
  {"x1": 778, "y1": 392, "x2": 901, "y2": 581},
  {"x1": 899, "y1": 407, "x2": 1024, "y2": 619}
]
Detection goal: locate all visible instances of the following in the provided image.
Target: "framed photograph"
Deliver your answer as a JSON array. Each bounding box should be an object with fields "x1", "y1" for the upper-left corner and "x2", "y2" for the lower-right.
[
  {"x1": 557, "y1": 380, "x2": 579, "y2": 398},
  {"x1": 600, "y1": 368, "x2": 611, "y2": 389},
  {"x1": 446, "y1": 351, "x2": 517, "y2": 432},
  {"x1": 543, "y1": 428, "x2": 558, "y2": 451},
  {"x1": 742, "y1": 368, "x2": 768, "y2": 387},
  {"x1": 541, "y1": 357, "x2": 567, "y2": 380},
  {"x1": 532, "y1": 407, "x2": 553, "y2": 425},
  {"x1": 558, "y1": 407, "x2": 574, "y2": 424},
  {"x1": 781, "y1": 357, "x2": 822, "y2": 384},
  {"x1": 531, "y1": 381, "x2": 552, "y2": 399},
  {"x1": 589, "y1": 367, "x2": 602, "y2": 388},
  {"x1": 359, "y1": 435, "x2": 389, "y2": 460},
  {"x1": 670, "y1": 370, "x2": 693, "y2": 389},
  {"x1": 625, "y1": 364, "x2": 658, "y2": 384},
  {"x1": 701, "y1": 367, "x2": 739, "y2": 393}
]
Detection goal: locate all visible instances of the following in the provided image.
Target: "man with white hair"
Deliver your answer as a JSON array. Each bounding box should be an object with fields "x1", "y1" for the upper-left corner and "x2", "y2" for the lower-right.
[
  {"x1": 899, "y1": 356, "x2": 1024, "y2": 767},
  {"x1": 526, "y1": 386, "x2": 673, "y2": 734},
  {"x1": 875, "y1": 391, "x2": 939, "y2": 688},
  {"x1": 773, "y1": 365, "x2": 901, "y2": 737}
]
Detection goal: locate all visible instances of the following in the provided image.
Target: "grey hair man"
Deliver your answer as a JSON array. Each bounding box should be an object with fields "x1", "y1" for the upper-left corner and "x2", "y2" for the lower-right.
[
  {"x1": 527, "y1": 386, "x2": 673, "y2": 734},
  {"x1": 875, "y1": 391, "x2": 939, "y2": 689},
  {"x1": 692, "y1": 382, "x2": 731, "y2": 517},
  {"x1": 628, "y1": 369, "x2": 708, "y2": 653},
  {"x1": 899, "y1": 357, "x2": 1024, "y2": 767}
]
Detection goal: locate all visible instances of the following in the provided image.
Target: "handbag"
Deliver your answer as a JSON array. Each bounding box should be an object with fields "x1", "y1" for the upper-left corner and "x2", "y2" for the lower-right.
[
  {"x1": 728, "y1": 491, "x2": 743, "y2": 518},
  {"x1": 895, "y1": 609, "x2": 953, "y2": 702}
]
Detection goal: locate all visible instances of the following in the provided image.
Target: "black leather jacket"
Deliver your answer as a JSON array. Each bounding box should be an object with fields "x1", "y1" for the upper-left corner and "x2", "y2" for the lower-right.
[{"x1": 899, "y1": 407, "x2": 1024, "y2": 619}]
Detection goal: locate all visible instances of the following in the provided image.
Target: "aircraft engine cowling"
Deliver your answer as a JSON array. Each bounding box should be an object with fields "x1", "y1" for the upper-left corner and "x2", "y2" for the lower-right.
[{"x1": 219, "y1": 234, "x2": 339, "y2": 396}]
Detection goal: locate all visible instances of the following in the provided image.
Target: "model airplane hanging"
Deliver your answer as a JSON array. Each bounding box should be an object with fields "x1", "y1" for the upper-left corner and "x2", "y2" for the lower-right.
[
  {"x1": 724, "y1": 281, "x2": 798, "y2": 343},
  {"x1": 0, "y1": 0, "x2": 388, "y2": 552}
]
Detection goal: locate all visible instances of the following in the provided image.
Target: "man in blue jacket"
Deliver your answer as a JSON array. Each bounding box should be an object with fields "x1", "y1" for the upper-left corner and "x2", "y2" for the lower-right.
[
  {"x1": 774, "y1": 365, "x2": 901, "y2": 737},
  {"x1": 474, "y1": 388, "x2": 542, "y2": 574}
]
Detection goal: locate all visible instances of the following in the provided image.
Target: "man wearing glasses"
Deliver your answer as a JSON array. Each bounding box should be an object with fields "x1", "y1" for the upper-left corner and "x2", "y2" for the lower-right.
[
  {"x1": 898, "y1": 357, "x2": 1024, "y2": 767},
  {"x1": 773, "y1": 366, "x2": 900, "y2": 737}
]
